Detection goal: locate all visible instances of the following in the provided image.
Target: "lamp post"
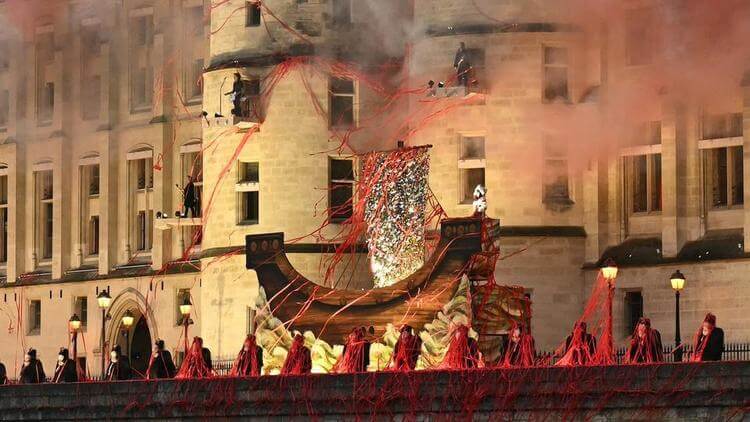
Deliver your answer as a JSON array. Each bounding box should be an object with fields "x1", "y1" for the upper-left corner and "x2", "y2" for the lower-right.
[
  {"x1": 670, "y1": 270, "x2": 686, "y2": 362},
  {"x1": 601, "y1": 258, "x2": 618, "y2": 365},
  {"x1": 97, "y1": 290, "x2": 112, "y2": 378},
  {"x1": 179, "y1": 296, "x2": 194, "y2": 355},
  {"x1": 121, "y1": 310, "x2": 134, "y2": 364},
  {"x1": 69, "y1": 314, "x2": 82, "y2": 377}
]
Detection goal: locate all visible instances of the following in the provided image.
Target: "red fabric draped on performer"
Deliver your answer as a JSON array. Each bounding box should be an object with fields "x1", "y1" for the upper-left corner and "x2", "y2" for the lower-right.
[
  {"x1": 281, "y1": 334, "x2": 313, "y2": 375},
  {"x1": 557, "y1": 321, "x2": 597, "y2": 366},
  {"x1": 176, "y1": 337, "x2": 213, "y2": 379},
  {"x1": 692, "y1": 313, "x2": 725, "y2": 362},
  {"x1": 625, "y1": 317, "x2": 663, "y2": 364},
  {"x1": 440, "y1": 324, "x2": 481, "y2": 369},
  {"x1": 230, "y1": 335, "x2": 264, "y2": 377},
  {"x1": 334, "y1": 327, "x2": 371, "y2": 373},
  {"x1": 499, "y1": 322, "x2": 536, "y2": 367},
  {"x1": 389, "y1": 325, "x2": 422, "y2": 371}
]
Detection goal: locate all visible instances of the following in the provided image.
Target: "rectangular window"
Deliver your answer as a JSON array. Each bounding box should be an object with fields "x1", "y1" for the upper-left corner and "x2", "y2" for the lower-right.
[
  {"x1": 332, "y1": 0, "x2": 352, "y2": 26},
  {"x1": 28, "y1": 300, "x2": 41, "y2": 335},
  {"x1": 88, "y1": 164, "x2": 100, "y2": 196},
  {"x1": 89, "y1": 216, "x2": 99, "y2": 256},
  {"x1": 130, "y1": 15, "x2": 154, "y2": 47},
  {"x1": 0, "y1": 174, "x2": 6, "y2": 205},
  {"x1": 0, "y1": 40, "x2": 8, "y2": 71},
  {"x1": 0, "y1": 90, "x2": 8, "y2": 127},
  {"x1": 38, "y1": 82, "x2": 54, "y2": 122},
  {"x1": 240, "y1": 191, "x2": 259, "y2": 225},
  {"x1": 43, "y1": 202, "x2": 53, "y2": 259},
  {"x1": 543, "y1": 141, "x2": 570, "y2": 203},
  {"x1": 135, "y1": 159, "x2": 153, "y2": 190},
  {"x1": 189, "y1": 59, "x2": 204, "y2": 99},
  {"x1": 246, "y1": 1, "x2": 261, "y2": 27},
  {"x1": 626, "y1": 154, "x2": 661, "y2": 213},
  {"x1": 239, "y1": 162, "x2": 259, "y2": 184},
  {"x1": 329, "y1": 158, "x2": 355, "y2": 222},
  {"x1": 460, "y1": 168, "x2": 485, "y2": 204},
  {"x1": 131, "y1": 67, "x2": 152, "y2": 111},
  {"x1": 188, "y1": 6, "x2": 204, "y2": 37},
  {"x1": 82, "y1": 75, "x2": 101, "y2": 121},
  {"x1": 39, "y1": 170, "x2": 53, "y2": 200},
  {"x1": 702, "y1": 113, "x2": 743, "y2": 140},
  {"x1": 136, "y1": 210, "x2": 152, "y2": 251},
  {"x1": 633, "y1": 121, "x2": 661, "y2": 146},
  {"x1": 706, "y1": 146, "x2": 743, "y2": 208},
  {"x1": 36, "y1": 32, "x2": 54, "y2": 64},
  {"x1": 74, "y1": 296, "x2": 88, "y2": 328},
  {"x1": 175, "y1": 288, "x2": 191, "y2": 325},
  {"x1": 625, "y1": 9, "x2": 655, "y2": 66},
  {"x1": 543, "y1": 47, "x2": 569, "y2": 103},
  {"x1": 624, "y1": 291, "x2": 643, "y2": 336},
  {"x1": 238, "y1": 78, "x2": 261, "y2": 119},
  {"x1": 460, "y1": 136, "x2": 485, "y2": 160},
  {"x1": 247, "y1": 307, "x2": 256, "y2": 335},
  {"x1": 0, "y1": 173, "x2": 6, "y2": 263},
  {"x1": 329, "y1": 77, "x2": 355, "y2": 128},
  {"x1": 80, "y1": 25, "x2": 100, "y2": 57}
]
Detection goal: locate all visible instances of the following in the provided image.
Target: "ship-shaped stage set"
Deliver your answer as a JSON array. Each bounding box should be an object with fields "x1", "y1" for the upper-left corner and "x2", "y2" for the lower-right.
[{"x1": 244, "y1": 145, "x2": 530, "y2": 371}]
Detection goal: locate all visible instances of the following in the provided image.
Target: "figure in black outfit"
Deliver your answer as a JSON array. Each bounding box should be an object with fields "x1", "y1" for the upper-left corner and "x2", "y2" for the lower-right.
[
  {"x1": 0, "y1": 360, "x2": 8, "y2": 385},
  {"x1": 202, "y1": 345, "x2": 213, "y2": 372},
  {"x1": 178, "y1": 175, "x2": 198, "y2": 218},
  {"x1": 105, "y1": 346, "x2": 132, "y2": 381},
  {"x1": 147, "y1": 340, "x2": 176, "y2": 379},
  {"x1": 564, "y1": 322, "x2": 597, "y2": 362},
  {"x1": 52, "y1": 348, "x2": 78, "y2": 383},
  {"x1": 453, "y1": 42, "x2": 472, "y2": 87},
  {"x1": 224, "y1": 72, "x2": 244, "y2": 116},
  {"x1": 625, "y1": 318, "x2": 663, "y2": 364},
  {"x1": 19, "y1": 349, "x2": 46, "y2": 384},
  {"x1": 692, "y1": 313, "x2": 725, "y2": 362}
]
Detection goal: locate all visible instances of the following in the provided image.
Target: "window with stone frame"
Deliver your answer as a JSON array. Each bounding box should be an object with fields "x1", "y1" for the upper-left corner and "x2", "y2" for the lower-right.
[
  {"x1": 128, "y1": 149, "x2": 154, "y2": 258},
  {"x1": 329, "y1": 77, "x2": 355, "y2": 128},
  {"x1": 175, "y1": 288, "x2": 191, "y2": 325},
  {"x1": 74, "y1": 296, "x2": 88, "y2": 328},
  {"x1": 702, "y1": 113, "x2": 743, "y2": 140},
  {"x1": 0, "y1": 169, "x2": 7, "y2": 264},
  {"x1": 89, "y1": 216, "x2": 99, "y2": 256},
  {"x1": 81, "y1": 75, "x2": 101, "y2": 121},
  {"x1": 237, "y1": 162, "x2": 259, "y2": 225},
  {"x1": 542, "y1": 47, "x2": 569, "y2": 103},
  {"x1": 28, "y1": 300, "x2": 41, "y2": 335},
  {"x1": 624, "y1": 290, "x2": 643, "y2": 337},
  {"x1": 38, "y1": 82, "x2": 54, "y2": 123},
  {"x1": 246, "y1": 1, "x2": 261, "y2": 27},
  {"x1": 625, "y1": 8, "x2": 656, "y2": 66},
  {"x1": 625, "y1": 154, "x2": 661, "y2": 213},
  {"x1": 332, "y1": 0, "x2": 353, "y2": 26},
  {"x1": 129, "y1": 13, "x2": 154, "y2": 112},
  {"x1": 543, "y1": 140, "x2": 572, "y2": 205},
  {"x1": 458, "y1": 135, "x2": 485, "y2": 204},
  {"x1": 35, "y1": 170, "x2": 54, "y2": 261},
  {"x1": 329, "y1": 158, "x2": 355, "y2": 223},
  {"x1": 705, "y1": 146, "x2": 743, "y2": 208}
]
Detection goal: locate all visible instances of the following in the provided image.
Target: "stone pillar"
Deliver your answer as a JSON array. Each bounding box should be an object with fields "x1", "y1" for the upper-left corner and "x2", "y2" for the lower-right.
[
  {"x1": 661, "y1": 105, "x2": 679, "y2": 257},
  {"x1": 742, "y1": 78, "x2": 750, "y2": 252}
]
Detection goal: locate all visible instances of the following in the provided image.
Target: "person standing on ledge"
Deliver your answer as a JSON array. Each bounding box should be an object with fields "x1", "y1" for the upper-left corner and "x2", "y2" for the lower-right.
[
  {"x1": 224, "y1": 72, "x2": 244, "y2": 116},
  {"x1": 19, "y1": 349, "x2": 46, "y2": 384},
  {"x1": 559, "y1": 321, "x2": 597, "y2": 366},
  {"x1": 52, "y1": 348, "x2": 78, "y2": 383},
  {"x1": 625, "y1": 318, "x2": 663, "y2": 364},
  {"x1": 281, "y1": 333, "x2": 313, "y2": 375},
  {"x1": 176, "y1": 175, "x2": 198, "y2": 218},
  {"x1": 440, "y1": 324, "x2": 481, "y2": 369},
  {"x1": 692, "y1": 313, "x2": 725, "y2": 362},
  {"x1": 390, "y1": 325, "x2": 422, "y2": 371},
  {"x1": 500, "y1": 321, "x2": 536, "y2": 367},
  {"x1": 105, "y1": 345, "x2": 132, "y2": 381},
  {"x1": 334, "y1": 327, "x2": 371, "y2": 373},
  {"x1": 230, "y1": 334, "x2": 264, "y2": 377},
  {"x1": 453, "y1": 42, "x2": 471, "y2": 87},
  {"x1": 147, "y1": 340, "x2": 176, "y2": 379}
]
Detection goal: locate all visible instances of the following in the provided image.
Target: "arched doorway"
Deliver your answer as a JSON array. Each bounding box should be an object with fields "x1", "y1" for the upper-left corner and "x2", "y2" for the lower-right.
[
  {"x1": 107, "y1": 288, "x2": 159, "y2": 379},
  {"x1": 129, "y1": 316, "x2": 152, "y2": 376}
]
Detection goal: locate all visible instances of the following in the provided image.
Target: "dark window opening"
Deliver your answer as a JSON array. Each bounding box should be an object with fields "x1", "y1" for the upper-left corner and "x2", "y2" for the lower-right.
[
  {"x1": 240, "y1": 191, "x2": 259, "y2": 224},
  {"x1": 0, "y1": 90, "x2": 8, "y2": 127},
  {"x1": 89, "y1": 165, "x2": 100, "y2": 196},
  {"x1": 74, "y1": 296, "x2": 88, "y2": 327},
  {"x1": 332, "y1": 0, "x2": 352, "y2": 26},
  {"x1": 28, "y1": 300, "x2": 41, "y2": 334},
  {"x1": 624, "y1": 291, "x2": 643, "y2": 336},
  {"x1": 246, "y1": 2, "x2": 261, "y2": 27},
  {"x1": 43, "y1": 202, "x2": 53, "y2": 259},
  {"x1": 543, "y1": 47, "x2": 569, "y2": 103},
  {"x1": 89, "y1": 216, "x2": 99, "y2": 256},
  {"x1": 329, "y1": 159, "x2": 354, "y2": 222},
  {"x1": 702, "y1": 113, "x2": 743, "y2": 140},
  {"x1": 461, "y1": 168, "x2": 485, "y2": 204},
  {"x1": 239, "y1": 162, "x2": 259, "y2": 183},
  {"x1": 329, "y1": 77, "x2": 355, "y2": 128}
]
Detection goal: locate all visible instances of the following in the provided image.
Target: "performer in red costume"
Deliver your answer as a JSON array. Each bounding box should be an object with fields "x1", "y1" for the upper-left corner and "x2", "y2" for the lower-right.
[
  {"x1": 389, "y1": 325, "x2": 422, "y2": 371},
  {"x1": 500, "y1": 321, "x2": 536, "y2": 367},
  {"x1": 281, "y1": 333, "x2": 313, "y2": 375},
  {"x1": 692, "y1": 313, "x2": 725, "y2": 362},
  {"x1": 559, "y1": 321, "x2": 597, "y2": 366},
  {"x1": 440, "y1": 324, "x2": 481, "y2": 369},
  {"x1": 625, "y1": 317, "x2": 663, "y2": 364},
  {"x1": 334, "y1": 327, "x2": 371, "y2": 373},
  {"x1": 230, "y1": 334, "x2": 264, "y2": 377},
  {"x1": 176, "y1": 337, "x2": 213, "y2": 379}
]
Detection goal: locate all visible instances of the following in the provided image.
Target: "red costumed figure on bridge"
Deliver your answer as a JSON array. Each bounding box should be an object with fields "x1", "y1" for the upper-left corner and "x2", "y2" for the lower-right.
[
  {"x1": 625, "y1": 317, "x2": 663, "y2": 364},
  {"x1": 334, "y1": 327, "x2": 371, "y2": 373},
  {"x1": 500, "y1": 321, "x2": 536, "y2": 367},
  {"x1": 230, "y1": 334, "x2": 264, "y2": 377},
  {"x1": 389, "y1": 325, "x2": 422, "y2": 371},
  {"x1": 281, "y1": 333, "x2": 313, "y2": 375},
  {"x1": 176, "y1": 337, "x2": 213, "y2": 379},
  {"x1": 692, "y1": 313, "x2": 725, "y2": 362},
  {"x1": 440, "y1": 324, "x2": 481, "y2": 369},
  {"x1": 557, "y1": 321, "x2": 597, "y2": 366}
]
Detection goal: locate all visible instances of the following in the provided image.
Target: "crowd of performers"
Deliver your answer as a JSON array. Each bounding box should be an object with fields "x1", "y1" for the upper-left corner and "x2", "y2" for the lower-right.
[{"x1": 0, "y1": 313, "x2": 726, "y2": 384}]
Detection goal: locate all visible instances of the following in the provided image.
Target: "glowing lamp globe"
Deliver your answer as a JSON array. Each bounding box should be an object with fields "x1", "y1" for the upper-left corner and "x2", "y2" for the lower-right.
[
  {"x1": 179, "y1": 297, "x2": 193, "y2": 316},
  {"x1": 97, "y1": 290, "x2": 112, "y2": 310},
  {"x1": 69, "y1": 314, "x2": 82, "y2": 331},
  {"x1": 670, "y1": 270, "x2": 686, "y2": 291},
  {"x1": 121, "y1": 310, "x2": 135, "y2": 328},
  {"x1": 601, "y1": 259, "x2": 618, "y2": 280}
]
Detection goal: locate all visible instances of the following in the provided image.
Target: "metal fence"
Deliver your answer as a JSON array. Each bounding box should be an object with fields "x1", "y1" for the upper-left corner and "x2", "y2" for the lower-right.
[{"x1": 538, "y1": 342, "x2": 750, "y2": 365}]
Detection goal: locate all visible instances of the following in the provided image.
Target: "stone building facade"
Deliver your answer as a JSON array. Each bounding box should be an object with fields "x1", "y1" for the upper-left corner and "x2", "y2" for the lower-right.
[{"x1": 0, "y1": 0, "x2": 749, "y2": 377}]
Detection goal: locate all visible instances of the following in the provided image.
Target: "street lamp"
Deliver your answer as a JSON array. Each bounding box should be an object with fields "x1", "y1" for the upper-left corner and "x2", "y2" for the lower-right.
[
  {"x1": 600, "y1": 258, "x2": 618, "y2": 365},
  {"x1": 69, "y1": 314, "x2": 81, "y2": 378},
  {"x1": 179, "y1": 296, "x2": 194, "y2": 354},
  {"x1": 97, "y1": 290, "x2": 112, "y2": 378},
  {"x1": 670, "y1": 270, "x2": 686, "y2": 362},
  {"x1": 121, "y1": 310, "x2": 135, "y2": 364}
]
